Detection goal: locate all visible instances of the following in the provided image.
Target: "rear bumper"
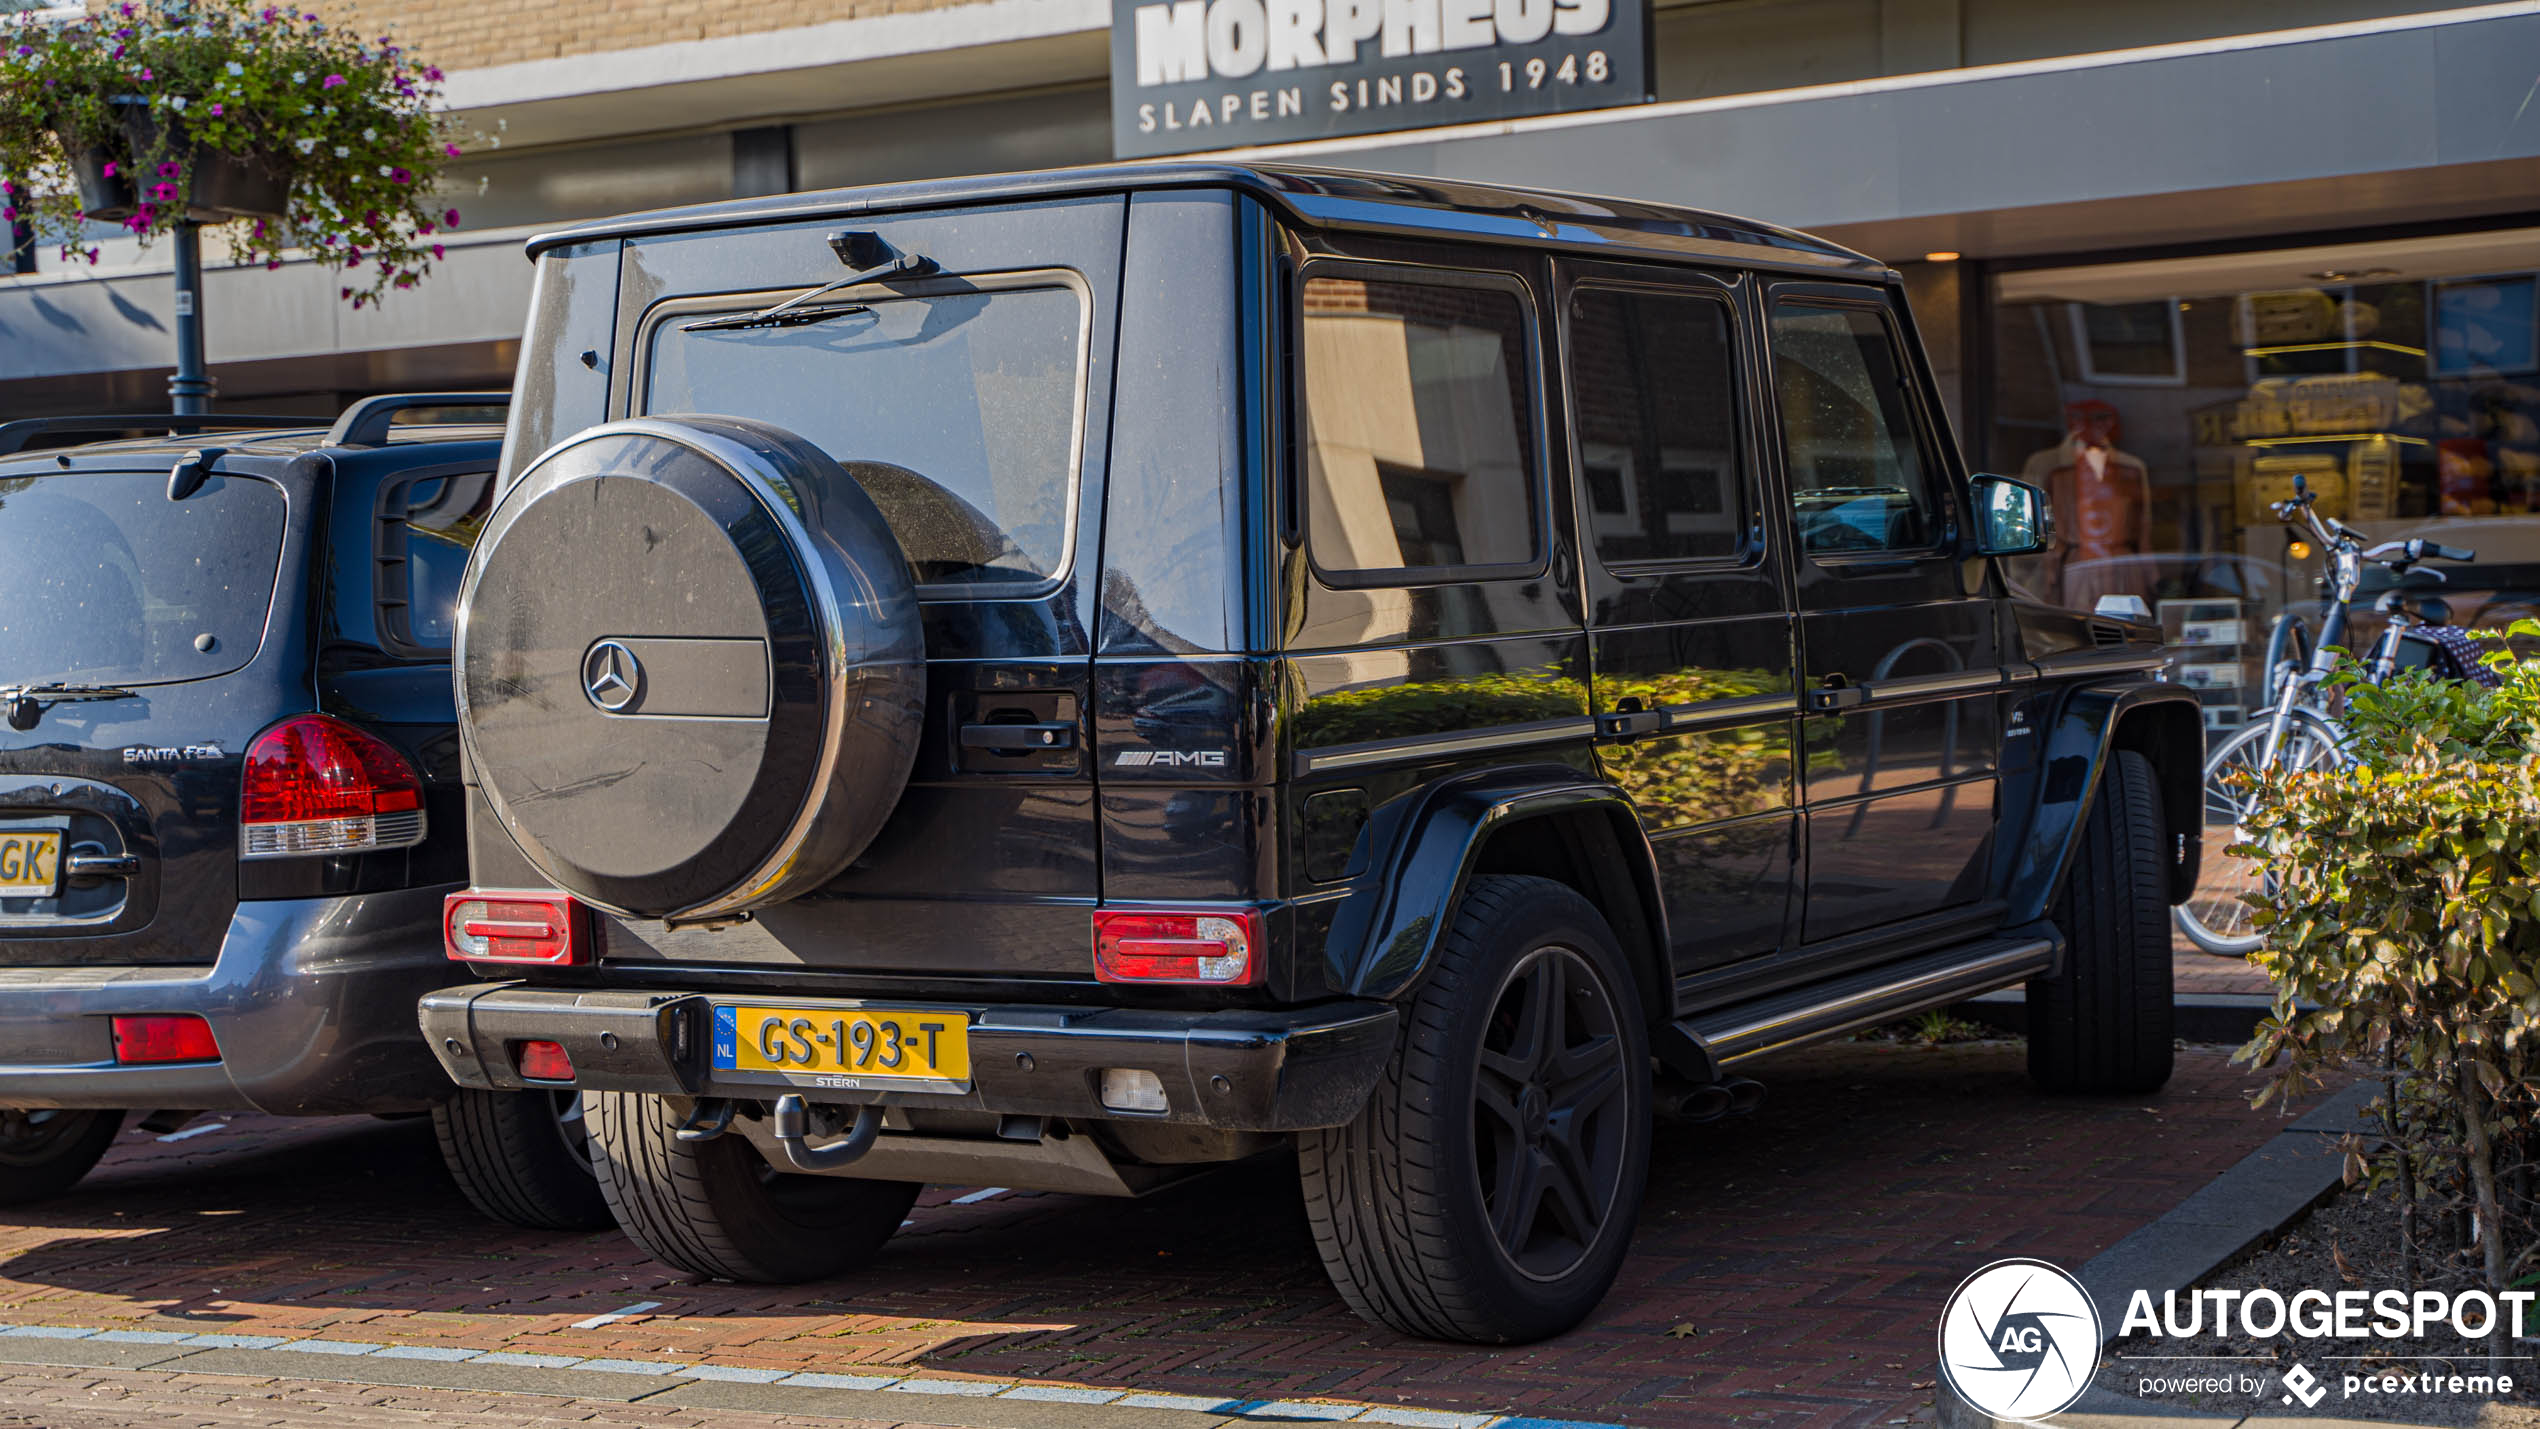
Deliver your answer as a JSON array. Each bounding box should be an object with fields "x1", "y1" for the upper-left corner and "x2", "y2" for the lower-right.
[
  {"x1": 418, "y1": 984, "x2": 1400, "y2": 1133},
  {"x1": 0, "y1": 885, "x2": 461, "y2": 1116}
]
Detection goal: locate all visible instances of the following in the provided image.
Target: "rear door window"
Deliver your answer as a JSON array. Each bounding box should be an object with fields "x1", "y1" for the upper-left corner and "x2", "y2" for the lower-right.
[
  {"x1": 379, "y1": 471, "x2": 494, "y2": 653},
  {"x1": 0, "y1": 471, "x2": 284, "y2": 686},
  {"x1": 644, "y1": 275, "x2": 1089, "y2": 590},
  {"x1": 1568, "y1": 285, "x2": 1747, "y2": 565},
  {"x1": 1299, "y1": 272, "x2": 1542, "y2": 583}
]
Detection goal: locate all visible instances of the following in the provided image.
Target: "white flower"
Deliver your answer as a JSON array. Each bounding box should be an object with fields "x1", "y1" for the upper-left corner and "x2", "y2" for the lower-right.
[
  {"x1": 168, "y1": 95, "x2": 186, "y2": 110},
  {"x1": 332, "y1": 145, "x2": 348, "y2": 158},
  {"x1": 224, "y1": 61, "x2": 242, "y2": 76},
  {"x1": 362, "y1": 126, "x2": 375, "y2": 140},
  {"x1": 290, "y1": 69, "x2": 305, "y2": 82},
  {"x1": 294, "y1": 137, "x2": 315, "y2": 153},
  {"x1": 377, "y1": 164, "x2": 390, "y2": 176}
]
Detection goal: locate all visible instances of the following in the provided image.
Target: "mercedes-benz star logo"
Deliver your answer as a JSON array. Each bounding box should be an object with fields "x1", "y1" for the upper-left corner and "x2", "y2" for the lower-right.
[
  {"x1": 582, "y1": 640, "x2": 642, "y2": 712},
  {"x1": 1938, "y1": 1258, "x2": 2101, "y2": 1421}
]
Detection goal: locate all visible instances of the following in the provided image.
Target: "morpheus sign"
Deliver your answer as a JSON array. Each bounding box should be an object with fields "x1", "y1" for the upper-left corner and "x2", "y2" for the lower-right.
[{"x1": 1110, "y1": 0, "x2": 1653, "y2": 158}]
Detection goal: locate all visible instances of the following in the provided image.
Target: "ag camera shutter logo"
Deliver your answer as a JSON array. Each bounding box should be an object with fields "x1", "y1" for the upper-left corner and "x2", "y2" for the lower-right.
[{"x1": 1938, "y1": 1258, "x2": 2101, "y2": 1421}]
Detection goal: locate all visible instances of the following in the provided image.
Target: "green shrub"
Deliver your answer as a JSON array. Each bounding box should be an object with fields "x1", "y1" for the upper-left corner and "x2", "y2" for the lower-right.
[{"x1": 2237, "y1": 632, "x2": 2540, "y2": 1362}]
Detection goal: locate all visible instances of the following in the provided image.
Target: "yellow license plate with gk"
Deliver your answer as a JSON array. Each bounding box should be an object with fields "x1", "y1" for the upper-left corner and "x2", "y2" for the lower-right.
[
  {"x1": 0, "y1": 831, "x2": 62, "y2": 896},
  {"x1": 715, "y1": 1004, "x2": 971, "y2": 1089}
]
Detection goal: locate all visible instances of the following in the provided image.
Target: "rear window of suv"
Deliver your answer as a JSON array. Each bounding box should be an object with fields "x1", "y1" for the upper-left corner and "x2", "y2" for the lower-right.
[
  {"x1": 0, "y1": 471, "x2": 284, "y2": 686},
  {"x1": 644, "y1": 277, "x2": 1087, "y2": 589}
]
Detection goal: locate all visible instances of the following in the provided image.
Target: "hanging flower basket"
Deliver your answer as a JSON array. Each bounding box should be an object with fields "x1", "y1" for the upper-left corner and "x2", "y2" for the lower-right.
[
  {"x1": 1, "y1": 0, "x2": 465, "y2": 307},
  {"x1": 115, "y1": 96, "x2": 288, "y2": 220}
]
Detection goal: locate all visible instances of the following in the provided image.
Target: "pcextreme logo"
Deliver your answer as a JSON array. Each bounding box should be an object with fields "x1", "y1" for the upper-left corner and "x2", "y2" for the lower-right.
[{"x1": 1937, "y1": 1258, "x2": 2102, "y2": 1421}]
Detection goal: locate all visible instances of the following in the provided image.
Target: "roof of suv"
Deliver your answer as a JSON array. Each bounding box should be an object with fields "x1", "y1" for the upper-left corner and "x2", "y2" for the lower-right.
[{"x1": 524, "y1": 162, "x2": 1886, "y2": 277}]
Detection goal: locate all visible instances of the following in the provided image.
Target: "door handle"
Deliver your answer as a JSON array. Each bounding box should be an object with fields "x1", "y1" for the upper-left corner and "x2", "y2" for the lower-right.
[
  {"x1": 65, "y1": 850, "x2": 138, "y2": 879},
  {"x1": 959, "y1": 721, "x2": 1077, "y2": 752},
  {"x1": 1805, "y1": 681, "x2": 1867, "y2": 713},
  {"x1": 1595, "y1": 709, "x2": 1667, "y2": 740}
]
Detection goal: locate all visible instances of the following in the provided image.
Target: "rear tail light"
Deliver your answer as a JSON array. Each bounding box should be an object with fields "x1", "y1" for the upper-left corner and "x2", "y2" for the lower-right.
[
  {"x1": 240, "y1": 714, "x2": 426, "y2": 859},
  {"x1": 512, "y1": 1040, "x2": 574, "y2": 1081},
  {"x1": 111, "y1": 1014, "x2": 220, "y2": 1064},
  {"x1": 445, "y1": 892, "x2": 590, "y2": 966},
  {"x1": 1093, "y1": 906, "x2": 1263, "y2": 986}
]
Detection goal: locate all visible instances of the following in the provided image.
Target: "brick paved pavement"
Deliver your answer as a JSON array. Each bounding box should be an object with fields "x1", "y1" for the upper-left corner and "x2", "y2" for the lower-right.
[{"x1": 0, "y1": 1038, "x2": 2335, "y2": 1429}]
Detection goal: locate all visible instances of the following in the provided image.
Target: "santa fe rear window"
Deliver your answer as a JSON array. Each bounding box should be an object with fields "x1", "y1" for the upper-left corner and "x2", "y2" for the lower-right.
[{"x1": 643, "y1": 279, "x2": 1087, "y2": 589}]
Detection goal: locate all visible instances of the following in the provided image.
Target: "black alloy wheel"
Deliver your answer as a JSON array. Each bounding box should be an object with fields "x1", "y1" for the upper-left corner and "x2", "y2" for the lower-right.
[
  {"x1": 1302, "y1": 874, "x2": 1651, "y2": 1343},
  {"x1": 1473, "y1": 944, "x2": 1634, "y2": 1282}
]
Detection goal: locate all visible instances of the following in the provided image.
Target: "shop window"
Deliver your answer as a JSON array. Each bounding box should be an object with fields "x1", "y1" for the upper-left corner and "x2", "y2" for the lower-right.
[
  {"x1": 1567, "y1": 286, "x2": 1746, "y2": 565},
  {"x1": 1300, "y1": 273, "x2": 1541, "y2": 583},
  {"x1": 1769, "y1": 302, "x2": 1939, "y2": 555},
  {"x1": 1988, "y1": 226, "x2": 2540, "y2": 739}
]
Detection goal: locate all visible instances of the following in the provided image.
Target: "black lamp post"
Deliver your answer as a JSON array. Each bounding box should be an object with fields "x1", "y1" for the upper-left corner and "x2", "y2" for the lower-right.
[{"x1": 167, "y1": 219, "x2": 209, "y2": 414}]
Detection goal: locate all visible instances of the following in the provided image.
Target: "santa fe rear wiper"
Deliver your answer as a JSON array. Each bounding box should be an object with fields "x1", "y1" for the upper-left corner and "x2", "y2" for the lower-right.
[{"x1": 2, "y1": 682, "x2": 138, "y2": 730}]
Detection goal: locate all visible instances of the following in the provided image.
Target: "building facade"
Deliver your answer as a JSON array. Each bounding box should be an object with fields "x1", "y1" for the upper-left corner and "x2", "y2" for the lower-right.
[{"x1": 3, "y1": 0, "x2": 2538, "y2": 730}]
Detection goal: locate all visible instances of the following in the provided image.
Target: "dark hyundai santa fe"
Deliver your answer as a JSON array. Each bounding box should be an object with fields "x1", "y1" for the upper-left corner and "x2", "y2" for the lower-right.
[
  {"x1": 0, "y1": 401, "x2": 605, "y2": 1230},
  {"x1": 424, "y1": 164, "x2": 2203, "y2": 1342}
]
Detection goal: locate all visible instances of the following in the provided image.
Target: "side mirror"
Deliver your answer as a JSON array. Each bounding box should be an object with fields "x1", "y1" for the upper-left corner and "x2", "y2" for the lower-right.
[{"x1": 1969, "y1": 473, "x2": 2052, "y2": 557}]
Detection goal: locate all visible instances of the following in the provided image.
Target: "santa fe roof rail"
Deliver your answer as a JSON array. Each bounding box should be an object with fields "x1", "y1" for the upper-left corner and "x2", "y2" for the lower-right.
[{"x1": 327, "y1": 392, "x2": 512, "y2": 449}]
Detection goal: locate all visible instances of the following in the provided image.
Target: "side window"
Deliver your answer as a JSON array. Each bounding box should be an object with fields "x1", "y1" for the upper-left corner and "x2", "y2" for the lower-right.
[
  {"x1": 1568, "y1": 285, "x2": 1745, "y2": 565},
  {"x1": 1769, "y1": 301, "x2": 1941, "y2": 556},
  {"x1": 380, "y1": 471, "x2": 494, "y2": 654},
  {"x1": 1300, "y1": 273, "x2": 1540, "y2": 584}
]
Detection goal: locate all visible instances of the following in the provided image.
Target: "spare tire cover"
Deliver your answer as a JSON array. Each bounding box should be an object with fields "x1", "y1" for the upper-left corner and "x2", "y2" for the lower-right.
[{"x1": 457, "y1": 416, "x2": 923, "y2": 921}]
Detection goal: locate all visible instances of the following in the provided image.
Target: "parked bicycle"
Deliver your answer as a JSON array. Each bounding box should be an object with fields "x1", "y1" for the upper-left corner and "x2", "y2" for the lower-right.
[{"x1": 2175, "y1": 474, "x2": 2482, "y2": 954}]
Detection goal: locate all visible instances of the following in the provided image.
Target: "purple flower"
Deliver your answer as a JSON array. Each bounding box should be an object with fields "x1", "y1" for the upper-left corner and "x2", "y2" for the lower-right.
[
  {"x1": 1, "y1": 208, "x2": 13, "y2": 222},
  {"x1": 261, "y1": 5, "x2": 277, "y2": 16},
  {"x1": 441, "y1": 208, "x2": 459, "y2": 227},
  {"x1": 442, "y1": 142, "x2": 460, "y2": 157},
  {"x1": 321, "y1": 73, "x2": 344, "y2": 87},
  {"x1": 100, "y1": 161, "x2": 115, "y2": 177},
  {"x1": 136, "y1": 66, "x2": 151, "y2": 81},
  {"x1": 157, "y1": 161, "x2": 178, "y2": 177},
  {"x1": 429, "y1": 243, "x2": 443, "y2": 259},
  {"x1": 388, "y1": 167, "x2": 410, "y2": 184},
  {"x1": 207, "y1": 103, "x2": 222, "y2": 115}
]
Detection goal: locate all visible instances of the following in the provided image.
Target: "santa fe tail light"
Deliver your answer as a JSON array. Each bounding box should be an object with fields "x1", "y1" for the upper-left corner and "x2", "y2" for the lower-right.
[
  {"x1": 239, "y1": 714, "x2": 426, "y2": 859},
  {"x1": 445, "y1": 892, "x2": 590, "y2": 966},
  {"x1": 1092, "y1": 906, "x2": 1263, "y2": 986}
]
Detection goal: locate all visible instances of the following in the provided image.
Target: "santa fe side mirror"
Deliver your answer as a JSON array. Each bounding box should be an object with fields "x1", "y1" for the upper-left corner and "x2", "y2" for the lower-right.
[{"x1": 1969, "y1": 473, "x2": 2052, "y2": 557}]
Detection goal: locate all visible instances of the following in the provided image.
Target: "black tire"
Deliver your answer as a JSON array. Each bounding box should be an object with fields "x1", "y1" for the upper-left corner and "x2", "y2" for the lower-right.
[
  {"x1": 583, "y1": 1091, "x2": 919, "y2": 1283},
  {"x1": 0, "y1": 1109, "x2": 121, "y2": 1205},
  {"x1": 2029, "y1": 749, "x2": 2175, "y2": 1094},
  {"x1": 1301, "y1": 874, "x2": 1651, "y2": 1343},
  {"x1": 433, "y1": 1089, "x2": 614, "y2": 1231}
]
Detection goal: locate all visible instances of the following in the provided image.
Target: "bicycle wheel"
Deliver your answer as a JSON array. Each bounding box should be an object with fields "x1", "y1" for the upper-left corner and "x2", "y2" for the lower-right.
[{"x1": 2174, "y1": 708, "x2": 2346, "y2": 956}]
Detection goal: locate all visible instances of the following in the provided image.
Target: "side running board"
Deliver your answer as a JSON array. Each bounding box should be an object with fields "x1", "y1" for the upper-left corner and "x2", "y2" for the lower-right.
[{"x1": 1666, "y1": 929, "x2": 2061, "y2": 1081}]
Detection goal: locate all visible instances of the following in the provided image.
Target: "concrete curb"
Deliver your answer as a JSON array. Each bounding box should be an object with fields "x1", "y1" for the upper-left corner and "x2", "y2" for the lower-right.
[
  {"x1": 0, "y1": 1326, "x2": 1620, "y2": 1429},
  {"x1": 1953, "y1": 990, "x2": 2279, "y2": 1048},
  {"x1": 1936, "y1": 1080, "x2": 2381, "y2": 1429}
]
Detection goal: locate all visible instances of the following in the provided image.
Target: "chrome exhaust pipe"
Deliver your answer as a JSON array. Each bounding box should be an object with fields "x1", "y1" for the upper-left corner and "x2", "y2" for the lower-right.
[
  {"x1": 771, "y1": 1094, "x2": 883, "y2": 1171},
  {"x1": 1724, "y1": 1077, "x2": 1766, "y2": 1117}
]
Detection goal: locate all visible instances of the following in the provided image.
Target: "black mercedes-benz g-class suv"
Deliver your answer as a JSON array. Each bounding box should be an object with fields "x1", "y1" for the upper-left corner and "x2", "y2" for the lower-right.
[
  {"x1": 422, "y1": 165, "x2": 2203, "y2": 1343},
  {"x1": 0, "y1": 402, "x2": 606, "y2": 1232}
]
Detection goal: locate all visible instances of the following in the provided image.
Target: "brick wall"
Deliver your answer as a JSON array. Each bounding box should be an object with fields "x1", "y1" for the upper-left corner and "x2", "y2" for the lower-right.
[{"x1": 322, "y1": 0, "x2": 984, "y2": 73}]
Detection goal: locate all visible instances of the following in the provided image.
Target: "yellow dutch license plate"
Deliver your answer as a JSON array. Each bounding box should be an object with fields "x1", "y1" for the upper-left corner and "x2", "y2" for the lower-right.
[
  {"x1": 715, "y1": 1004, "x2": 971, "y2": 1089},
  {"x1": 0, "y1": 830, "x2": 62, "y2": 897}
]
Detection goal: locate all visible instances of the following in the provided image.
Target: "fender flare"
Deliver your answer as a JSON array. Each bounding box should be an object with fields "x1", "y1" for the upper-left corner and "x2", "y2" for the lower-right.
[
  {"x1": 1998, "y1": 678, "x2": 2205, "y2": 924},
  {"x1": 1318, "y1": 763, "x2": 1669, "y2": 1006}
]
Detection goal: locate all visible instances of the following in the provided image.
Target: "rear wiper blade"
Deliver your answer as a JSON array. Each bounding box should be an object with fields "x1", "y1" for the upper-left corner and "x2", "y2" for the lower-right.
[
  {"x1": 680, "y1": 301, "x2": 872, "y2": 335},
  {"x1": 2, "y1": 682, "x2": 138, "y2": 730},
  {"x1": 681, "y1": 235, "x2": 935, "y2": 335}
]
